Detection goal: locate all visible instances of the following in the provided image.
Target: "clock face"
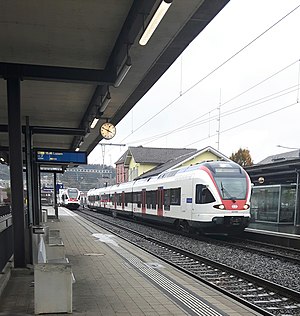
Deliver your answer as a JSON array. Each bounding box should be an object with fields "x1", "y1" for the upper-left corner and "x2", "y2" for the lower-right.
[{"x1": 100, "y1": 122, "x2": 116, "y2": 140}]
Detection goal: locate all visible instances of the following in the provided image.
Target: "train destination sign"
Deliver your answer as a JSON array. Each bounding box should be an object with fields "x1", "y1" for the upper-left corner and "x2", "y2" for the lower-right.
[{"x1": 36, "y1": 150, "x2": 87, "y2": 164}]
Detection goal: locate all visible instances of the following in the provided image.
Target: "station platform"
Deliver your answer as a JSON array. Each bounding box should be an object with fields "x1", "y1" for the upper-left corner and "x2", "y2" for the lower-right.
[
  {"x1": 247, "y1": 222, "x2": 300, "y2": 235},
  {"x1": 244, "y1": 222, "x2": 300, "y2": 248},
  {"x1": 0, "y1": 207, "x2": 263, "y2": 316}
]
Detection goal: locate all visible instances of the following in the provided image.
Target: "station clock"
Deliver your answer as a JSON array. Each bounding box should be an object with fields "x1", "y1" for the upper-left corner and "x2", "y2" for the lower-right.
[{"x1": 100, "y1": 122, "x2": 116, "y2": 140}]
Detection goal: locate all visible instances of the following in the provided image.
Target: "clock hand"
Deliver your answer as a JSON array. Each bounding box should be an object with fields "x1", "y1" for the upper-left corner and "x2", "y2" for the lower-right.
[{"x1": 102, "y1": 127, "x2": 112, "y2": 133}]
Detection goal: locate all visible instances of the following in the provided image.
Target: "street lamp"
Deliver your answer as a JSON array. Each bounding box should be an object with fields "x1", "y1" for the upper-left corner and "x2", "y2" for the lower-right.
[{"x1": 277, "y1": 145, "x2": 299, "y2": 150}]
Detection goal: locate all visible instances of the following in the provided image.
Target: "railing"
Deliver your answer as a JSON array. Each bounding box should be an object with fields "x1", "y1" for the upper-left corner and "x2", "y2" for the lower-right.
[
  {"x1": 0, "y1": 205, "x2": 11, "y2": 217},
  {"x1": 0, "y1": 206, "x2": 13, "y2": 272}
]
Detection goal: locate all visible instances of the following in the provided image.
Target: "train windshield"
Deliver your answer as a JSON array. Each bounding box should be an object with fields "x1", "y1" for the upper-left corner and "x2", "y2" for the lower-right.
[
  {"x1": 68, "y1": 189, "x2": 79, "y2": 198},
  {"x1": 214, "y1": 177, "x2": 247, "y2": 200},
  {"x1": 210, "y1": 165, "x2": 247, "y2": 200}
]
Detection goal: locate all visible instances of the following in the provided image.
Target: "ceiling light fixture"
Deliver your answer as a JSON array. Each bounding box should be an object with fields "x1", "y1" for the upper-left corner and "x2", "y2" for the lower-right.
[
  {"x1": 90, "y1": 117, "x2": 99, "y2": 129},
  {"x1": 84, "y1": 128, "x2": 91, "y2": 138},
  {"x1": 114, "y1": 56, "x2": 132, "y2": 87},
  {"x1": 90, "y1": 87, "x2": 111, "y2": 129},
  {"x1": 99, "y1": 91, "x2": 111, "y2": 113},
  {"x1": 139, "y1": 0, "x2": 172, "y2": 46}
]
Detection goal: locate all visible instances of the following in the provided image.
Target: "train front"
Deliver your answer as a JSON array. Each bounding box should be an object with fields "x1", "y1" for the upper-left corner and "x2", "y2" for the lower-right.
[
  {"x1": 66, "y1": 188, "x2": 81, "y2": 210},
  {"x1": 198, "y1": 161, "x2": 251, "y2": 234}
]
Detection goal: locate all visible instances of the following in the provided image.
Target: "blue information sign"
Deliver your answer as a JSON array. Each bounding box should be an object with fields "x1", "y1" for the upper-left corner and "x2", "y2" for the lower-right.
[
  {"x1": 36, "y1": 150, "x2": 87, "y2": 164},
  {"x1": 56, "y1": 183, "x2": 64, "y2": 191}
]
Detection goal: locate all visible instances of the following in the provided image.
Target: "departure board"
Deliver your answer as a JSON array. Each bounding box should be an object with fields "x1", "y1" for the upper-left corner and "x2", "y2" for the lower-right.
[{"x1": 36, "y1": 150, "x2": 87, "y2": 164}]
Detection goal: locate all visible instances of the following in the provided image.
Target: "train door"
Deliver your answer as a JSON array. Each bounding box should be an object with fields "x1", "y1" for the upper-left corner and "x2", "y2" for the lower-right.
[
  {"x1": 186, "y1": 179, "x2": 194, "y2": 218},
  {"x1": 142, "y1": 189, "x2": 146, "y2": 214},
  {"x1": 181, "y1": 179, "x2": 193, "y2": 219},
  {"x1": 114, "y1": 192, "x2": 117, "y2": 209},
  {"x1": 157, "y1": 187, "x2": 163, "y2": 216}
]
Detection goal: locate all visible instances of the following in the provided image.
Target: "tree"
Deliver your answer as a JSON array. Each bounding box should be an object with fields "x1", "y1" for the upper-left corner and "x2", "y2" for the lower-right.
[{"x1": 230, "y1": 148, "x2": 253, "y2": 167}]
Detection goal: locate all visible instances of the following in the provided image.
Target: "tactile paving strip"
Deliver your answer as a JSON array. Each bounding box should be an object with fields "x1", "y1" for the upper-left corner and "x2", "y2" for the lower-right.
[{"x1": 93, "y1": 232, "x2": 227, "y2": 316}]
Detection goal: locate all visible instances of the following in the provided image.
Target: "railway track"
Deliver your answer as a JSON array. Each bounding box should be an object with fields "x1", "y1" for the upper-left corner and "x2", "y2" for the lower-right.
[
  {"x1": 212, "y1": 237, "x2": 300, "y2": 263},
  {"x1": 84, "y1": 207, "x2": 300, "y2": 264},
  {"x1": 76, "y1": 209, "x2": 300, "y2": 316}
]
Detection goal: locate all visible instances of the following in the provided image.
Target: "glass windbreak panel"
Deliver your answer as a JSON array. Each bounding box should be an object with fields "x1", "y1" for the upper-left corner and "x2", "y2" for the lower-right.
[
  {"x1": 250, "y1": 187, "x2": 279, "y2": 223},
  {"x1": 279, "y1": 186, "x2": 296, "y2": 223},
  {"x1": 214, "y1": 177, "x2": 247, "y2": 200},
  {"x1": 68, "y1": 189, "x2": 78, "y2": 198}
]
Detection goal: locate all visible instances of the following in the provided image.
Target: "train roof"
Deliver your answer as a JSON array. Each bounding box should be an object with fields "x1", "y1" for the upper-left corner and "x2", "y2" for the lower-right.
[{"x1": 157, "y1": 160, "x2": 242, "y2": 179}]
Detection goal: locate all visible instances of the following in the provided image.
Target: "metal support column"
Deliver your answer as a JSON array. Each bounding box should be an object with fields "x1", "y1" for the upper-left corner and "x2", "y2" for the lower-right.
[
  {"x1": 54, "y1": 172, "x2": 58, "y2": 218},
  {"x1": 32, "y1": 162, "x2": 40, "y2": 225},
  {"x1": 38, "y1": 165, "x2": 42, "y2": 214},
  {"x1": 24, "y1": 117, "x2": 34, "y2": 264},
  {"x1": 7, "y1": 78, "x2": 26, "y2": 268},
  {"x1": 25, "y1": 117, "x2": 33, "y2": 226}
]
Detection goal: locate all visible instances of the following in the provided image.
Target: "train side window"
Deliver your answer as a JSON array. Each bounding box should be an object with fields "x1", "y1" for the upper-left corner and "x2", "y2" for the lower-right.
[
  {"x1": 146, "y1": 191, "x2": 151, "y2": 208},
  {"x1": 151, "y1": 190, "x2": 156, "y2": 209},
  {"x1": 137, "y1": 192, "x2": 141, "y2": 208},
  {"x1": 164, "y1": 189, "x2": 170, "y2": 211},
  {"x1": 125, "y1": 192, "x2": 131, "y2": 205},
  {"x1": 133, "y1": 192, "x2": 141, "y2": 207},
  {"x1": 116, "y1": 193, "x2": 120, "y2": 206},
  {"x1": 170, "y1": 188, "x2": 181, "y2": 205},
  {"x1": 196, "y1": 184, "x2": 215, "y2": 204}
]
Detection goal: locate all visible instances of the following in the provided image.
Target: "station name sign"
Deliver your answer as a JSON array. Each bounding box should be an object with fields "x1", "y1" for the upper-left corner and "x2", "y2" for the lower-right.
[{"x1": 36, "y1": 150, "x2": 87, "y2": 164}]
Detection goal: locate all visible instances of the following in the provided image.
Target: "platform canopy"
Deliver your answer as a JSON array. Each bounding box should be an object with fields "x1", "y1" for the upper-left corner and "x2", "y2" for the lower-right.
[
  {"x1": 0, "y1": 0, "x2": 229, "y2": 158},
  {"x1": 245, "y1": 159, "x2": 300, "y2": 185}
]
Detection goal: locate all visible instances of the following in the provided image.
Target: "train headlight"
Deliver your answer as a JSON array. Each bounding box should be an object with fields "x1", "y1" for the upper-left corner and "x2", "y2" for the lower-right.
[
  {"x1": 243, "y1": 204, "x2": 250, "y2": 210},
  {"x1": 213, "y1": 204, "x2": 225, "y2": 210}
]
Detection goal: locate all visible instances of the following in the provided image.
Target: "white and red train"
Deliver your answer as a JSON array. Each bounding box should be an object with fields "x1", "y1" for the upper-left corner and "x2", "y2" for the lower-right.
[
  {"x1": 87, "y1": 161, "x2": 252, "y2": 234},
  {"x1": 59, "y1": 187, "x2": 81, "y2": 210}
]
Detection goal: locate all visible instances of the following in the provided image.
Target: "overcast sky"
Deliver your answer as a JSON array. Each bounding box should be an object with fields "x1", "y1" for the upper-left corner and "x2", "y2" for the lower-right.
[{"x1": 88, "y1": 0, "x2": 300, "y2": 166}]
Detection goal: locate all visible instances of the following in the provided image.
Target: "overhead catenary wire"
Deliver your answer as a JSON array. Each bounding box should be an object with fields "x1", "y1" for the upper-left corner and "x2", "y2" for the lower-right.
[
  {"x1": 100, "y1": 81, "x2": 298, "y2": 165},
  {"x1": 120, "y1": 78, "x2": 299, "y2": 147},
  {"x1": 185, "y1": 101, "x2": 298, "y2": 147},
  {"x1": 124, "y1": 84, "x2": 298, "y2": 146},
  {"x1": 117, "y1": 5, "x2": 300, "y2": 144},
  {"x1": 100, "y1": 96, "x2": 298, "y2": 165}
]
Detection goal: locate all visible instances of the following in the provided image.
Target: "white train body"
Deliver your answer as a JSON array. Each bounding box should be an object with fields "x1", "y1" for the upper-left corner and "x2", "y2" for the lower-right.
[
  {"x1": 87, "y1": 161, "x2": 252, "y2": 234},
  {"x1": 59, "y1": 187, "x2": 81, "y2": 210}
]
